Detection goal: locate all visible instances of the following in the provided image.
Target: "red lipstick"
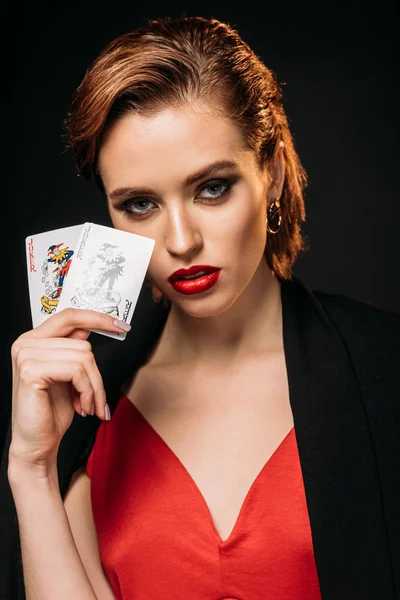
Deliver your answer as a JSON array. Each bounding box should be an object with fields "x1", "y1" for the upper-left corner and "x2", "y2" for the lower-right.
[{"x1": 168, "y1": 265, "x2": 222, "y2": 296}]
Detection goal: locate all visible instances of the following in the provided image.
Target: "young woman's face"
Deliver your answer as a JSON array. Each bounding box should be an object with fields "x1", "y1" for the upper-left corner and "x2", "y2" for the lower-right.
[{"x1": 99, "y1": 101, "x2": 280, "y2": 317}]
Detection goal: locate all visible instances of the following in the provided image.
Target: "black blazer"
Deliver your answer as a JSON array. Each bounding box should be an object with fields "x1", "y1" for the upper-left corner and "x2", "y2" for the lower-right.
[{"x1": 1, "y1": 276, "x2": 399, "y2": 599}]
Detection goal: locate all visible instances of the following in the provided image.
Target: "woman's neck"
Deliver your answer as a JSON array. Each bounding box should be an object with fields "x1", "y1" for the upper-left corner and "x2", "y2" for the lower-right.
[{"x1": 148, "y1": 260, "x2": 283, "y2": 369}]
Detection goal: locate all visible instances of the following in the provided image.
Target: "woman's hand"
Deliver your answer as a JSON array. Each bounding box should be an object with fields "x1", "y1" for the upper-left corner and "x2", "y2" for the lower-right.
[{"x1": 9, "y1": 308, "x2": 130, "y2": 472}]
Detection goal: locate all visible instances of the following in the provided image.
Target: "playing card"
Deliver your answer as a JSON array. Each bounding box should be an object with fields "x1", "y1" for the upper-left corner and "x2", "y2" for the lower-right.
[
  {"x1": 56, "y1": 223, "x2": 155, "y2": 340},
  {"x1": 26, "y1": 223, "x2": 155, "y2": 340},
  {"x1": 26, "y1": 225, "x2": 83, "y2": 328}
]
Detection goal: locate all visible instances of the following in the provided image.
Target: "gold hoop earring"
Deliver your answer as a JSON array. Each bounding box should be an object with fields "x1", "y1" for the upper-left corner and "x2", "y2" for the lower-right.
[{"x1": 266, "y1": 199, "x2": 282, "y2": 234}]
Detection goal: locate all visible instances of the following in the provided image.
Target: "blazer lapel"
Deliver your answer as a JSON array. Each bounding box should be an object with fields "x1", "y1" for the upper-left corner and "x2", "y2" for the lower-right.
[{"x1": 281, "y1": 276, "x2": 395, "y2": 599}]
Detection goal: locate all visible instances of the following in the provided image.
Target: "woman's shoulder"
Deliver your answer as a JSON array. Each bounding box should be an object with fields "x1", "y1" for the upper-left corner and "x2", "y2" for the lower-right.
[
  {"x1": 309, "y1": 286, "x2": 400, "y2": 392},
  {"x1": 284, "y1": 276, "x2": 400, "y2": 356},
  {"x1": 312, "y1": 286, "x2": 400, "y2": 438},
  {"x1": 312, "y1": 286, "x2": 400, "y2": 340}
]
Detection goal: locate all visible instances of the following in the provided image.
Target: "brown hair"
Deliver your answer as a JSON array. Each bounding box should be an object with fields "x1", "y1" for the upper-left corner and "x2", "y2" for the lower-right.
[{"x1": 64, "y1": 16, "x2": 308, "y2": 304}]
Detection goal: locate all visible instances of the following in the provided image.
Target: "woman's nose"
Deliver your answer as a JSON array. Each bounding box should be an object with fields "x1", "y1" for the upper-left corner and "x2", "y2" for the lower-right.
[{"x1": 164, "y1": 209, "x2": 203, "y2": 258}]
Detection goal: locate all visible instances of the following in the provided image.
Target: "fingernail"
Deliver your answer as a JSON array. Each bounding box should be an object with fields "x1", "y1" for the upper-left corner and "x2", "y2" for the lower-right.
[
  {"x1": 81, "y1": 409, "x2": 87, "y2": 417},
  {"x1": 104, "y1": 403, "x2": 111, "y2": 421},
  {"x1": 113, "y1": 319, "x2": 131, "y2": 332},
  {"x1": 89, "y1": 402, "x2": 95, "y2": 416}
]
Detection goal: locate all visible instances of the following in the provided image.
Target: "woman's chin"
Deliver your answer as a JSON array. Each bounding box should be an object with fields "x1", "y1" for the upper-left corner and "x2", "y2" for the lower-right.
[{"x1": 167, "y1": 290, "x2": 238, "y2": 319}]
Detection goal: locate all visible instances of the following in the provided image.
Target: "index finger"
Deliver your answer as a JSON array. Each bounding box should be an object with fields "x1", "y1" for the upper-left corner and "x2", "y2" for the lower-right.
[{"x1": 20, "y1": 308, "x2": 131, "y2": 340}]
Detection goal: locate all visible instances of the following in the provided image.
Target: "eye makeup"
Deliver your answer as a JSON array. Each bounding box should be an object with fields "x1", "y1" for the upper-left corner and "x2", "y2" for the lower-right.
[{"x1": 114, "y1": 177, "x2": 238, "y2": 219}]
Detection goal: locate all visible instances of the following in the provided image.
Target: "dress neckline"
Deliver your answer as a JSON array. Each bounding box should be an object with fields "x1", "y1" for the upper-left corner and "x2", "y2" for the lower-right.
[{"x1": 120, "y1": 393, "x2": 295, "y2": 545}]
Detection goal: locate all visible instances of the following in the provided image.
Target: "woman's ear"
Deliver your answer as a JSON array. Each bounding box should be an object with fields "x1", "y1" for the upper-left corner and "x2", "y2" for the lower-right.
[{"x1": 267, "y1": 141, "x2": 285, "y2": 204}]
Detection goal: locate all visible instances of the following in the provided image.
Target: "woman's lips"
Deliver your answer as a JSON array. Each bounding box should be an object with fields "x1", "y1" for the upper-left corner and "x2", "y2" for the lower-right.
[
  {"x1": 169, "y1": 269, "x2": 222, "y2": 295},
  {"x1": 168, "y1": 265, "x2": 220, "y2": 282}
]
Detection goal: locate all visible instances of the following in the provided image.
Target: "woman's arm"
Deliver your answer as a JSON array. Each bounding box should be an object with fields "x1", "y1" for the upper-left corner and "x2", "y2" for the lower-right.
[
  {"x1": 8, "y1": 457, "x2": 98, "y2": 600},
  {"x1": 8, "y1": 308, "x2": 129, "y2": 599},
  {"x1": 8, "y1": 308, "x2": 130, "y2": 599}
]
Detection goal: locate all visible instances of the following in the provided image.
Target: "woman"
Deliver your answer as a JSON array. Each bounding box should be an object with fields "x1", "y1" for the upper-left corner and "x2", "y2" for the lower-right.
[{"x1": 3, "y1": 15, "x2": 400, "y2": 600}]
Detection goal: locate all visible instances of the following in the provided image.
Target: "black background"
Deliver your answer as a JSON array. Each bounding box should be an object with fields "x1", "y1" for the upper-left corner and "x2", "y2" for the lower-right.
[{"x1": 2, "y1": 0, "x2": 398, "y2": 440}]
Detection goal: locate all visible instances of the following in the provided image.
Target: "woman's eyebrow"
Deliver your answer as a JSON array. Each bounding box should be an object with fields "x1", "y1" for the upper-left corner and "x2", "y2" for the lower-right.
[{"x1": 108, "y1": 160, "x2": 239, "y2": 201}]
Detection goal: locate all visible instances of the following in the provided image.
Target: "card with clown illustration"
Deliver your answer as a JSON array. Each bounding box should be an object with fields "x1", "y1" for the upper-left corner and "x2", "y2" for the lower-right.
[{"x1": 26, "y1": 223, "x2": 155, "y2": 340}]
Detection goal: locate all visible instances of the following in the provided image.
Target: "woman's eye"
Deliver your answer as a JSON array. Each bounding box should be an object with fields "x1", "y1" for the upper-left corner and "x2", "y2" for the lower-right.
[
  {"x1": 121, "y1": 198, "x2": 156, "y2": 216},
  {"x1": 197, "y1": 180, "x2": 232, "y2": 201}
]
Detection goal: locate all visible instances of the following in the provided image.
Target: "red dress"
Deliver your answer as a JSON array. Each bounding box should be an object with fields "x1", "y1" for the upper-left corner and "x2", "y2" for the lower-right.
[{"x1": 86, "y1": 394, "x2": 322, "y2": 600}]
